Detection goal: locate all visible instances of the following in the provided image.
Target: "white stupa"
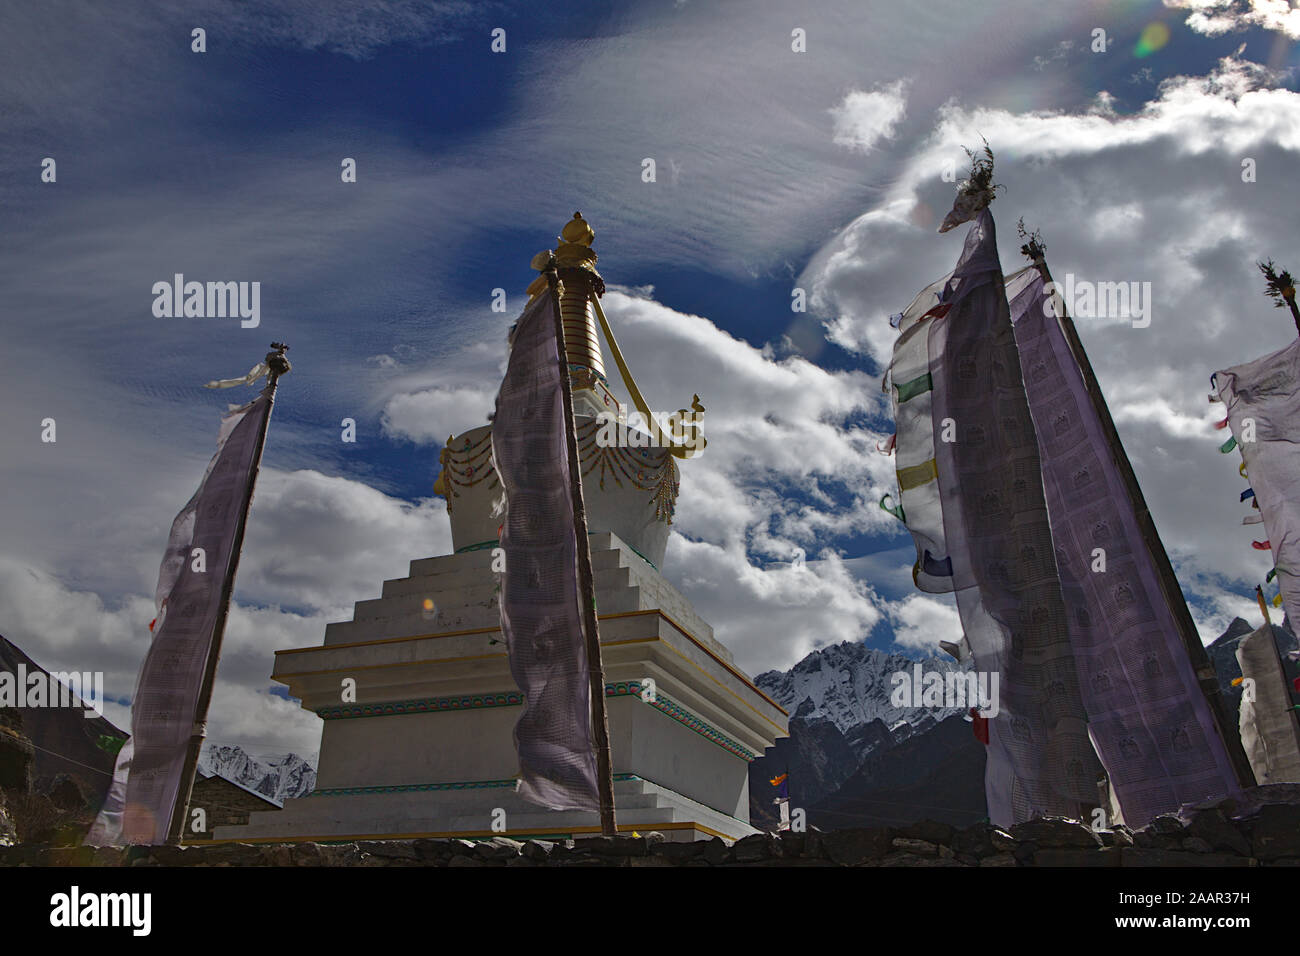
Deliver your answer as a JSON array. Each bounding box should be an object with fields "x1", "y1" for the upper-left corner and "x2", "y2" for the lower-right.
[{"x1": 213, "y1": 213, "x2": 788, "y2": 844}]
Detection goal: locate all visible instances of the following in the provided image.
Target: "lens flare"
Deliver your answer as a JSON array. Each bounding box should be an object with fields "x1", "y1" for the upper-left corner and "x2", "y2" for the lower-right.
[{"x1": 1135, "y1": 22, "x2": 1169, "y2": 58}]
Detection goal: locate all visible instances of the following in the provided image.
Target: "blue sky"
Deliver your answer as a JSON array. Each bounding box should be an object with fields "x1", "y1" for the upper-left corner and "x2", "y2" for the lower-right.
[{"x1": 2, "y1": 0, "x2": 1299, "y2": 759}]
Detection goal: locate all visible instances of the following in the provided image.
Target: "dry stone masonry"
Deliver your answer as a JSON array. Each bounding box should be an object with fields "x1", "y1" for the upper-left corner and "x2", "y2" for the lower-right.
[{"x1": 5, "y1": 796, "x2": 1299, "y2": 867}]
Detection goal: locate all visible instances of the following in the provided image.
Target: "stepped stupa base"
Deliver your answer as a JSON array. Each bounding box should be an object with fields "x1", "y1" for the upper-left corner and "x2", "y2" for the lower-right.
[
  {"x1": 211, "y1": 532, "x2": 786, "y2": 846},
  {"x1": 208, "y1": 775, "x2": 757, "y2": 844}
]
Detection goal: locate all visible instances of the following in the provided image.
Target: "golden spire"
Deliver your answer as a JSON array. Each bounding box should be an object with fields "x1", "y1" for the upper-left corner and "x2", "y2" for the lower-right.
[
  {"x1": 528, "y1": 212, "x2": 607, "y2": 384},
  {"x1": 527, "y1": 211, "x2": 602, "y2": 295},
  {"x1": 521, "y1": 211, "x2": 705, "y2": 458}
]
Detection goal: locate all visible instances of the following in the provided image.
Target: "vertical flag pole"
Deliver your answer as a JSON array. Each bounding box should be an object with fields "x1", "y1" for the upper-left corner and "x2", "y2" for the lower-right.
[
  {"x1": 541, "y1": 258, "x2": 618, "y2": 836},
  {"x1": 165, "y1": 343, "x2": 291, "y2": 845},
  {"x1": 1027, "y1": 248, "x2": 1256, "y2": 789},
  {"x1": 1254, "y1": 261, "x2": 1300, "y2": 749}
]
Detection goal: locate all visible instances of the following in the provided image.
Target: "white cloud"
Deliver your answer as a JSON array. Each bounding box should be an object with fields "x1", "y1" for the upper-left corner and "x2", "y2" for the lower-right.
[
  {"x1": 1110, "y1": 396, "x2": 1220, "y2": 440},
  {"x1": 382, "y1": 385, "x2": 498, "y2": 446},
  {"x1": 376, "y1": 287, "x2": 897, "y2": 673},
  {"x1": 669, "y1": 538, "x2": 884, "y2": 674},
  {"x1": 0, "y1": 557, "x2": 326, "y2": 757},
  {"x1": 234, "y1": 469, "x2": 454, "y2": 615},
  {"x1": 0, "y1": 468, "x2": 453, "y2": 761},
  {"x1": 830, "y1": 82, "x2": 909, "y2": 153},
  {"x1": 1091, "y1": 202, "x2": 1145, "y2": 237},
  {"x1": 807, "y1": 55, "x2": 1300, "y2": 365},
  {"x1": 890, "y1": 594, "x2": 962, "y2": 653},
  {"x1": 595, "y1": 290, "x2": 896, "y2": 557},
  {"x1": 804, "y1": 54, "x2": 1300, "y2": 642},
  {"x1": 1177, "y1": 562, "x2": 1276, "y2": 643},
  {"x1": 1165, "y1": 0, "x2": 1300, "y2": 39}
]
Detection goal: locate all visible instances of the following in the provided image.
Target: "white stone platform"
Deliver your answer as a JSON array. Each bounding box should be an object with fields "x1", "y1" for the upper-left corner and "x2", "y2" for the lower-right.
[
  {"x1": 211, "y1": 532, "x2": 787, "y2": 844},
  {"x1": 210, "y1": 775, "x2": 753, "y2": 844}
]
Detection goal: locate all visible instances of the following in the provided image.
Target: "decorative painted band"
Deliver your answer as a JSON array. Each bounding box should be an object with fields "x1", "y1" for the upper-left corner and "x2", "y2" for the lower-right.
[
  {"x1": 453, "y1": 533, "x2": 659, "y2": 571},
  {"x1": 567, "y1": 363, "x2": 613, "y2": 388},
  {"x1": 317, "y1": 692, "x2": 523, "y2": 720},
  {"x1": 316, "y1": 684, "x2": 755, "y2": 761},
  {"x1": 310, "y1": 773, "x2": 642, "y2": 798},
  {"x1": 606, "y1": 682, "x2": 757, "y2": 762},
  {"x1": 453, "y1": 540, "x2": 499, "y2": 554}
]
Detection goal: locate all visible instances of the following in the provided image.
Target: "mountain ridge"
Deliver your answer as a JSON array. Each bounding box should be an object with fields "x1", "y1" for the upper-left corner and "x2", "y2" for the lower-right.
[{"x1": 748, "y1": 617, "x2": 1296, "y2": 829}]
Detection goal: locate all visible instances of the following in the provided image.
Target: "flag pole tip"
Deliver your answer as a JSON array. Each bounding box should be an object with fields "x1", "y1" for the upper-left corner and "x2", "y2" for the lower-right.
[
  {"x1": 266, "y1": 342, "x2": 291, "y2": 376},
  {"x1": 1017, "y1": 218, "x2": 1046, "y2": 262}
]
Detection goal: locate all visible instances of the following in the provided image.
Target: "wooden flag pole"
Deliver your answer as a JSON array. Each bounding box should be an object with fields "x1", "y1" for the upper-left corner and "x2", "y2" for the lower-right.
[
  {"x1": 1285, "y1": 290, "x2": 1300, "y2": 339},
  {"x1": 165, "y1": 343, "x2": 291, "y2": 845},
  {"x1": 1026, "y1": 247, "x2": 1257, "y2": 789},
  {"x1": 541, "y1": 257, "x2": 618, "y2": 836}
]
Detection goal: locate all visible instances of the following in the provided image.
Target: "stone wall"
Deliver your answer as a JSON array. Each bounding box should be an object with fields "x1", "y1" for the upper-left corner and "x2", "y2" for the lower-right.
[
  {"x1": 4, "y1": 801, "x2": 1299, "y2": 866},
  {"x1": 186, "y1": 777, "x2": 282, "y2": 840}
]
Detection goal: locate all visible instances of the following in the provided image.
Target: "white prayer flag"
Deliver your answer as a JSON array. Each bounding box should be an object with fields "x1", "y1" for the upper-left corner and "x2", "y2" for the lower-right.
[
  {"x1": 492, "y1": 292, "x2": 600, "y2": 811},
  {"x1": 1216, "y1": 340, "x2": 1300, "y2": 634},
  {"x1": 86, "y1": 389, "x2": 272, "y2": 845}
]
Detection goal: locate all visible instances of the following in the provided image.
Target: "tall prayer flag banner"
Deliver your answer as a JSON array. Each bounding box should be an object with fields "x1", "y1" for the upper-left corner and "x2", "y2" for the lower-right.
[
  {"x1": 891, "y1": 208, "x2": 1102, "y2": 825},
  {"x1": 87, "y1": 387, "x2": 274, "y2": 845},
  {"x1": 1215, "y1": 340, "x2": 1300, "y2": 633},
  {"x1": 493, "y1": 292, "x2": 601, "y2": 811},
  {"x1": 1007, "y1": 266, "x2": 1241, "y2": 825}
]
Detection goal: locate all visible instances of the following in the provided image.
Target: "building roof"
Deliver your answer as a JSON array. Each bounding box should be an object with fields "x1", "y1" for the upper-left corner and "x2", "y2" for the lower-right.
[{"x1": 195, "y1": 768, "x2": 284, "y2": 808}]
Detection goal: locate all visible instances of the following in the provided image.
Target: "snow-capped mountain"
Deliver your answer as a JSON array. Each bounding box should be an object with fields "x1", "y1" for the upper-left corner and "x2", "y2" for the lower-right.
[
  {"x1": 749, "y1": 640, "x2": 985, "y2": 828},
  {"x1": 755, "y1": 640, "x2": 972, "y2": 740},
  {"x1": 198, "y1": 743, "x2": 316, "y2": 802},
  {"x1": 750, "y1": 618, "x2": 1298, "y2": 829}
]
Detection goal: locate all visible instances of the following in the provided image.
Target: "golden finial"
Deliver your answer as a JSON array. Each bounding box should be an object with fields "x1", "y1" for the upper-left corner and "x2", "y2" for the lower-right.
[
  {"x1": 527, "y1": 211, "x2": 601, "y2": 299},
  {"x1": 554, "y1": 211, "x2": 599, "y2": 274},
  {"x1": 560, "y1": 211, "x2": 594, "y2": 247}
]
